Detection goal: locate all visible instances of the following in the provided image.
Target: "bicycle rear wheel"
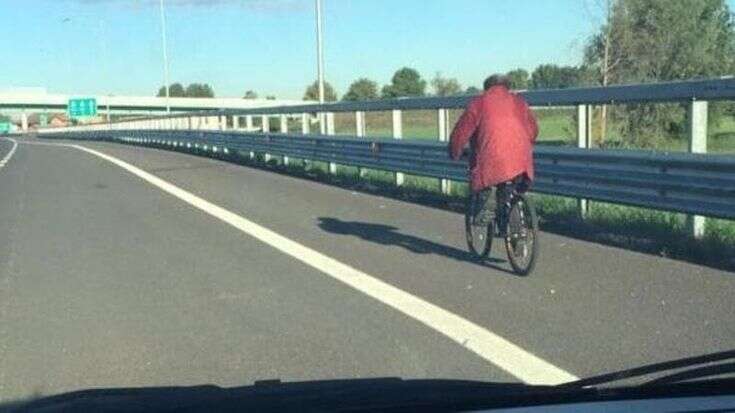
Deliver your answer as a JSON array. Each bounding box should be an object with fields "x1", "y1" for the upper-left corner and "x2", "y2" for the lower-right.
[
  {"x1": 465, "y1": 195, "x2": 493, "y2": 260},
  {"x1": 504, "y1": 194, "x2": 539, "y2": 275}
]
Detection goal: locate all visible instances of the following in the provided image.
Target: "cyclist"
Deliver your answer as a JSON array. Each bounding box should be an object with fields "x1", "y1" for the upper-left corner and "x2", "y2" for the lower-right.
[{"x1": 449, "y1": 74, "x2": 538, "y2": 235}]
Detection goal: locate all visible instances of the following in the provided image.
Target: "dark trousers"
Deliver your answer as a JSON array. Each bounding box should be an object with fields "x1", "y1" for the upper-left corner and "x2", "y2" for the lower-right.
[{"x1": 471, "y1": 175, "x2": 527, "y2": 226}]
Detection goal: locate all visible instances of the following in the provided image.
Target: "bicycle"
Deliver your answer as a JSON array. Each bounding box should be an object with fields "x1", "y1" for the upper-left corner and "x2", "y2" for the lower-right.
[{"x1": 465, "y1": 183, "x2": 539, "y2": 275}]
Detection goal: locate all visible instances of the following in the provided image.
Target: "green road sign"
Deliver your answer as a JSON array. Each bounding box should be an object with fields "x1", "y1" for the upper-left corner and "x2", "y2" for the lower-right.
[
  {"x1": 67, "y1": 98, "x2": 97, "y2": 118},
  {"x1": 0, "y1": 122, "x2": 10, "y2": 134}
]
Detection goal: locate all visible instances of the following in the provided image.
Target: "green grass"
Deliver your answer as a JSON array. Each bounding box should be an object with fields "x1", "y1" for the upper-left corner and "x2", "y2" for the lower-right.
[
  {"x1": 317, "y1": 104, "x2": 735, "y2": 154},
  {"x1": 533, "y1": 194, "x2": 735, "y2": 269},
  {"x1": 332, "y1": 108, "x2": 576, "y2": 144},
  {"x1": 536, "y1": 109, "x2": 575, "y2": 144},
  {"x1": 330, "y1": 106, "x2": 735, "y2": 153}
]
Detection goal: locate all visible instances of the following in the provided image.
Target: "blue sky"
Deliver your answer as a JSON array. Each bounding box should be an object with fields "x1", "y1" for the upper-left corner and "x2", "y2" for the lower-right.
[{"x1": 2, "y1": 0, "x2": 733, "y2": 99}]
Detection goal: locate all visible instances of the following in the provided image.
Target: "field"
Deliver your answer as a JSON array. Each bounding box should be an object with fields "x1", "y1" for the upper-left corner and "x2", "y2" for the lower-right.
[{"x1": 323, "y1": 107, "x2": 735, "y2": 153}]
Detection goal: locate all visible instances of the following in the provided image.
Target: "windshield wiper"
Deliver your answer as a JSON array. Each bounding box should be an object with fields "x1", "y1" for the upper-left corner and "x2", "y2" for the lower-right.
[{"x1": 562, "y1": 349, "x2": 735, "y2": 388}]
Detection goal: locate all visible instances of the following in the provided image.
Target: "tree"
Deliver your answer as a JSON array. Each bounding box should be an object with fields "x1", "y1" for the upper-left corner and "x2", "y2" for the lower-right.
[
  {"x1": 342, "y1": 78, "x2": 378, "y2": 101},
  {"x1": 303, "y1": 80, "x2": 337, "y2": 101},
  {"x1": 583, "y1": 0, "x2": 633, "y2": 144},
  {"x1": 156, "y1": 82, "x2": 186, "y2": 97},
  {"x1": 243, "y1": 90, "x2": 258, "y2": 99},
  {"x1": 584, "y1": 0, "x2": 735, "y2": 147},
  {"x1": 266, "y1": 95, "x2": 276, "y2": 100},
  {"x1": 430, "y1": 72, "x2": 462, "y2": 96},
  {"x1": 465, "y1": 86, "x2": 481, "y2": 95},
  {"x1": 506, "y1": 69, "x2": 530, "y2": 90},
  {"x1": 381, "y1": 67, "x2": 427, "y2": 98},
  {"x1": 531, "y1": 64, "x2": 583, "y2": 89},
  {"x1": 184, "y1": 83, "x2": 215, "y2": 98}
]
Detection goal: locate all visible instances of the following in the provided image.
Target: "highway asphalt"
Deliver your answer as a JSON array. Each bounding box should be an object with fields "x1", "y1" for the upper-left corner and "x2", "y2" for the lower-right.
[{"x1": 0, "y1": 137, "x2": 733, "y2": 402}]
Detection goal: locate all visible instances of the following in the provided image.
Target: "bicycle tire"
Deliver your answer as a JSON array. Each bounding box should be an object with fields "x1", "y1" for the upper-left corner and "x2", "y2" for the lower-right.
[
  {"x1": 465, "y1": 195, "x2": 493, "y2": 260},
  {"x1": 504, "y1": 194, "x2": 539, "y2": 275}
]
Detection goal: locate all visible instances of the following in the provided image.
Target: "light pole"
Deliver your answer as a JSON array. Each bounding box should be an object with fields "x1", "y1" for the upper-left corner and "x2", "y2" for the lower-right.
[
  {"x1": 159, "y1": 0, "x2": 171, "y2": 113},
  {"x1": 99, "y1": 19, "x2": 111, "y2": 124},
  {"x1": 315, "y1": 0, "x2": 325, "y2": 133}
]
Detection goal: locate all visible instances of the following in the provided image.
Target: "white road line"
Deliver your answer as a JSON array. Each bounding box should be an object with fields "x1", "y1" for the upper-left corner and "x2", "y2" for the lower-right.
[
  {"x1": 20, "y1": 140, "x2": 579, "y2": 385},
  {"x1": 0, "y1": 137, "x2": 18, "y2": 169}
]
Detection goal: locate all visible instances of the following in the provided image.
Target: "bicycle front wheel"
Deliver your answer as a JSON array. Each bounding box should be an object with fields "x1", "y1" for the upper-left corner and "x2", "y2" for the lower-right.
[
  {"x1": 504, "y1": 194, "x2": 539, "y2": 275},
  {"x1": 465, "y1": 195, "x2": 493, "y2": 260}
]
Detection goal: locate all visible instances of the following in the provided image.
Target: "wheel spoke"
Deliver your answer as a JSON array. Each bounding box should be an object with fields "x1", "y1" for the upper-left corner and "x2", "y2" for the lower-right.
[{"x1": 505, "y1": 195, "x2": 538, "y2": 275}]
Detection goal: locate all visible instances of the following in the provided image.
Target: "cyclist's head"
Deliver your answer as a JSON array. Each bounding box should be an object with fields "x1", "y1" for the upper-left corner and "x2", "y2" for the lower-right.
[{"x1": 483, "y1": 74, "x2": 511, "y2": 91}]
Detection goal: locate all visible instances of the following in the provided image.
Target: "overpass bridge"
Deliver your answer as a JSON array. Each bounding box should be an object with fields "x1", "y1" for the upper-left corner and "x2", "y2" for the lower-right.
[{"x1": 0, "y1": 90, "x2": 308, "y2": 131}]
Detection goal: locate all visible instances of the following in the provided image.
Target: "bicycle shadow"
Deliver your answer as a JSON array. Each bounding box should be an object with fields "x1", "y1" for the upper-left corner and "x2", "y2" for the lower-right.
[{"x1": 317, "y1": 217, "x2": 517, "y2": 275}]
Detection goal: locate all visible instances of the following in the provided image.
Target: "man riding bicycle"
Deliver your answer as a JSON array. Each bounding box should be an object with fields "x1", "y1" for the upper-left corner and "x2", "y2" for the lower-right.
[{"x1": 449, "y1": 74, "x2": 538, "y2": 235}]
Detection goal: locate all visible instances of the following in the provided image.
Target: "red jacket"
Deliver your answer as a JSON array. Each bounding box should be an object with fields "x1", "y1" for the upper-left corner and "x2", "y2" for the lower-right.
[{"x1": 449, "y1": 86, "x2": 538, "y2": 192}]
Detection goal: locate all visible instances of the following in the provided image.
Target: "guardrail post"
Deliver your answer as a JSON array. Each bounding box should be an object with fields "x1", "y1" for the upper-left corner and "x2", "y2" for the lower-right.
[
  {"x1": 246, "y1": 115, "x2": 255, "y2": 159},
  {"x1": 577, "y1": 104, "x2": 591, "y2": 218},
  {"x1": 301, "y1": 113, "x2": 311, "y2": 168},
  {"x1": 301, "y1": 113, "x2": 310, "y2": 134},
  {"x1": 319, "y1": 112, "x2": 326, "y2": 135},
  {"x1": 327, "y1": 112, "x2": 335, "y2": 135},
  {"x1": 327, "y1": 112, "x2": 337, "y2": 174},
  {"x1": 438, "y1": 108, "x2": 451, "y2": 195},
  {"x1": 262, "y1": 115, "x2": 271, "y2": 162},
  {"x1": 686, "y1": 100, "x2": 708, "y2": 239},
  {"x1": 392, "y1": 109, "x2": 404, "y2": 186},
  {"x1": 280, "y1": 114, "x2": 289, "y2": 166},
  {"x1": 356, "y1": 111, "x2": 367, "y2": 177}
]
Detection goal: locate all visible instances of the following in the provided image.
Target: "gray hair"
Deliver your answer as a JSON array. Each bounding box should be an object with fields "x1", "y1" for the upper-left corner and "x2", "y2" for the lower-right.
[{"x1": 483, "y1": 74, "x2": 511, "y2": 90}]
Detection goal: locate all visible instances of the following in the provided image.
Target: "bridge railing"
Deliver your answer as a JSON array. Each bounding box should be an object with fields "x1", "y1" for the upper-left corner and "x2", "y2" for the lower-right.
[{"x1": 38, "y1": 77, "x2": 735, "y2": 237}]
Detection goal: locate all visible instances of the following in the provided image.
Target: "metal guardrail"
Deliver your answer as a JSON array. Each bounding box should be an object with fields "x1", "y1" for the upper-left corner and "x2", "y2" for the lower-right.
[{"x1": 39, "y1": 129, "x2": 735, "y2": 220}]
